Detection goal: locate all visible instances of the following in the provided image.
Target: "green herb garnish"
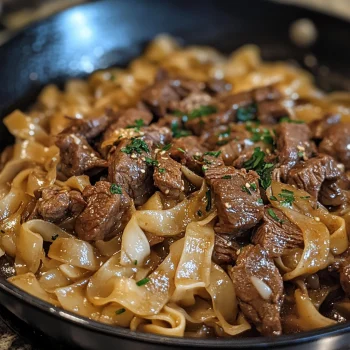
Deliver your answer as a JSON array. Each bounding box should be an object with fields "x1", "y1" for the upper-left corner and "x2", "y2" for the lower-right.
[
  {"x1": 250, "y1": 183, "x2": 257, "y2": 191},
  {"x1": 161, "y1": 143, "x2": 172, "y2": 152},
  {"x1": 278, "y1": 189, "x2": 295, "y2": 207},
  {"x1": 145, "y1": 157, "x2": 159, "y2": 167},
  {"x1": 257, "y1": 198, "x2": 264, "y2": 204},
  {"x1": 177, "y1": 147, "x2": 185, "y2": 153},
  {"x1": 134, "y1": 260, "x2": 138, "y2": 265},
  {"x1": 116, "y1": 308, "x2": 126, "y2": 315},
  {"x1": 300, "y1": 196, "x2": 311, "y2": 199},
  {"x1": 52, "y1": 234, "x2": 58, "y2": 241},
  {"x1": 158, "y1": 168, "x2": 166, "y2": 174},
  {"x1": 241, "y1": 185, "x2": 252, "y2": 195},
  {"x1": 222, "y1": 175, "x2": 232, "y2": 179},
  {"x1": 216, "y1": 127, "x2": 231, "y2": 146},
  {"x1": 171, "y1": 121, "x2": 192, "y2": 138},
  {"x1": 270, "y1": 195, "x2": 278, "y2": 201},
  {"x1": 110, "y1": 183, "x2": 122, "y2": 195},
  {"x1": 243, "y1": 148, "x2": 275, "y2": 190},
  {"x1": 267, "y1": 208, "x2": 284, "y2": 224},
  {"x1": 236, "y1": 103, "x2": 257, "y2": 122},
  {"x1": 279, "y1": 117, "x2": 305, "y2": 124},
  {"x1": 121, "y1": 138, "x2": 150, "y2": 154},
  {"x1": 206, "y1": 189, "x2": 212, "y2": 212},
  {"x1": 172, "y1": 110, "x2": 184, "y2": 117},
  {"x1": 136, "y1": 278, "x2": 150, "y2": 286},
  {"x1": 126, "y1": 119, "x2": 145, "y2": 131},
  {"x1": 187, "y1": 105, "x2": 217, "y2": 121},
  {"x1": 204, "y1": 151, "x2": 222, "y2": 158}
]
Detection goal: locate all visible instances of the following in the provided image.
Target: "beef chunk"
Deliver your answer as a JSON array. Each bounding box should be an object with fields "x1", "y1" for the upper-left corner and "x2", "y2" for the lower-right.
[
  {"x1": 103, "y1": 108, "x2": 153, "y2": 141},
  {"x1": 212, "y1": 234, "x2": 240, "y2": 265},
  {"x1": 257, "y1": 101, "x2": 288, "y2": 124},
  {"x1": 56, "y1": 134, "x2": 108, "y2": 178},
  {"x1": 63, "y1": 114, "x2": 110, "y2": 140},
  {"x1": 171, "y1": 92, "x2": 213, "y2": 113},
  {"x1": 275, "y1": 123, "x2": 314, "y2": 180},
  {"x1": 22, "y1": 186, "x2": 86, "y2": 224},
  {"x1": 75, "y1": 181, "x2": 132, "y2": 241},
  {"x1": 340, "y1": 262, "x2": 350, "y2": 296},
  {"x1": 170, "y1": 136, "x2": 208, "y2": 172},
  {"x1": 252, "y1": 207, "x2": 303, "y2": 258},
  {"x1": 141, "y1": 77, "x2": 205, "y2": 116},
  {"x1": 153, "y1": 152, "x2": 184, "y2": 199},
  {"x1": 319, "y1": 123, "x2": 350, "y2": 170},
  {"x1": 309, "y1": 114, "x2": 341, "y2": 140},
  {"x1": 287, "y1": 154, "x2": 343, "y2": 205},
  {"x1": 229, "y1": 244, "x2": 284, "y2": 336},
  {"x1": 142, "y1": 125, "x2": 172, "y2": 147},
  {"x1": 218, "y1": 134, "x2": 254, "y2": 165},
  {"x1": 108, "y1": 139, "x2": 154, "y2": 206},
  {"x1": 205, "y1": 167, "x2": 263, "y2": 235},
  {"x1": 206, "y1": 79, "x2": 232, "y2": 95}
]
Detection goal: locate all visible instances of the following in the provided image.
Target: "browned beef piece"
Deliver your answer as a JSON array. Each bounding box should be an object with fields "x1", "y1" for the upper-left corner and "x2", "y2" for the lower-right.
[
  {"x1": 219, "y1": 135, "x2": 254, "y2": 165},
  {"x1": 212, "y1": 234, "x2": 240, "y2": 265},
  {"x1": 205, "y1": 167, "x2": 263, "y2": 235},
  {"x1": 56, "y1": 134, "x2": 108, "y2": 178},
  {"x1": 309, "y1": 114, "x2": 341, "y2": 140},
  {"x1": 287, "y1": 154, "x2": 343, "y2": 206},
  {"x1": 153, "y1": 152, "x2": 184, "y2": 199},
  {"x1": 141, "y1": 77, "x2": 205, "y2": 116},
  {"x1": 63, "y1": 114, "x2": 110, "y2": 140},
  {"x1": 319, "y1": 123, "x2": 350, "y2": 170},
  {"x1": 319, "y1": 180, "x2": 346, "y2": 207},
  {"x1": 275, "y1": 123, "x2": 315, "y2": 180},
  {"x1": 340, "y1": 262, "x2": 350, "y2": 295},
  {"x1": 108, "y1": 139, "x2": 154, "y2": 206},
  {"x1": 252, "y1": 207, "x2": 303, "y2": 258},
  {"x1": 171, "y1": 92, "x2": 213, "y2": 113},
  {"x1": 206, "y1": 79, "x2": 232, "y2": 95},
  {"x1": 257, "y1": 100, "x2": 288, "y2": 124},
  {"x1": 75, "y1": 181, "x2": 132, "y2": 241},
  {"x1": 103, "y1": 108, "x2": 153, "y2": 141},
  {"x1": 229, "y1": 244, "x2": 284, "y2": 336},
  {"x1": 22, "y1": 186, "x2": 86, "y2": 224},
  {"x1": 142, "y1": 125, "x2": 172, "y2": 147},
  {"x1": 170, "y1": 136, "x2": 208, "y2": 172},
  {"x1": 185, "y1": 109, "x2": 235, "y2": 136}
]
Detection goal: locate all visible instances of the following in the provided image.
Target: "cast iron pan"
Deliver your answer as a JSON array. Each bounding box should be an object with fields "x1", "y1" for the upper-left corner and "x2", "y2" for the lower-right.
[{"x1": 0, "y1": 0, "x2": 350, "y2": 349}]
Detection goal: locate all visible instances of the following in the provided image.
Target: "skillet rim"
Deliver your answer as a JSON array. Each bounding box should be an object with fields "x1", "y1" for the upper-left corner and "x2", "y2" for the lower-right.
[{"x1": 0, "y1": 0, "x2": 350, "y2": 347}]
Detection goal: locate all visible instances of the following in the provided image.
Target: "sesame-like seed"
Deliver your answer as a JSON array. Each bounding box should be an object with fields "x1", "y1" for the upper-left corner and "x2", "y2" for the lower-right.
[
  {"x1": 141, "y1": 157, "x2": 146, "y2": 161},
  {"x1": 314, "y1": 216, "x2": 320, "y2": 222},
  {"x1": 180, "y1": 186, "x2": 184, "y2": 191},
  {"x1": 38, "y1": 198, "x2": 43, "y2": 202},
  {"x1": 297, "y1": 145, "x2": 305, "y2": 151},
  {"x1": 266, "y1": 148, "x2": 271, "y2": 155},
  {"x1": 245, "y1": 182, "x2": 251, "y2": 188},
  {"x1": 161, "y1": 157, "x2": 168, "y2": 160},
  {"x1": 160, "y1": 150, "x2": 166, "y2": 155},
  {"x1": 139, "y1": 132, "x2": 145, "y2": 136},
  {"x1": 155, "y1": 149, "x2": 160, "y2": 154},
  {"x1": 140, "y1": 169, "x2": 146, "y2": 173},
  {"x1": 90, "y1": 153, "x2": 95, "y2": 157},
  {"x1": 165, "y1": 189, "x2": 170, "y2": 194},
  {"x1": 131, "y1": 154, "x2": 137, "y2": 159},
  {"x1": 224, "y1": 202, "x2": 232, "y2": 208},
  {"x1": 337, "y1": 163, "x2": 345, "y2": 171},
  {"x1": 181, "y1": 180, "x2": 185, "y2": 186},
  {"x1": 195, "y1": 152, "x2": 201, "y2": 156}
]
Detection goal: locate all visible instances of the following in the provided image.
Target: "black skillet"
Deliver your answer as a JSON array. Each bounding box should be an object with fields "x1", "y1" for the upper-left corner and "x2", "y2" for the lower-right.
[{"x1": 0, "y1": 0, "x2": 350, "y2": 349}]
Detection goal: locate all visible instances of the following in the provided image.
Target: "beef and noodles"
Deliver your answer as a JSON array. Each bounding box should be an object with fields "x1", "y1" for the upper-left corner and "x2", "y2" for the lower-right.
[{"x1": 1, "y1": 35, "x2": 350, "y2": 338}]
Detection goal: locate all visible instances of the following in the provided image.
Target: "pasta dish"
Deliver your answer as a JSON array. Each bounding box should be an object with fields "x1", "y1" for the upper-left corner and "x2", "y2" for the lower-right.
[{"x1": 0, "y1": 35, "x2": 350, "y2": 338}]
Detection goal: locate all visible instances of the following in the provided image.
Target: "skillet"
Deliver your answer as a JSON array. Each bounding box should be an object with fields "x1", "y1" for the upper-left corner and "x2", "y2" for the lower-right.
[{"x1": 0, "y1": 0, "x2": 350, "y2": 348}]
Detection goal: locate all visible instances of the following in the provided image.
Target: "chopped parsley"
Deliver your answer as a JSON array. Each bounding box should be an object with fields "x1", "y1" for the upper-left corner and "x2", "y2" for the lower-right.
[
  {"x1": 242, "y1": 147, "x2": 275, "y2": 190},
  {"x1": 222, "y1": 175, "x2": 232, "y2": 179},
  {"x1": 242, "y1": 185, "x2": 252, "y2": 195},
  {"x1": 172, "y1": 110, "x2": 184, "y2": 116},
  {"x1": 145, "y1": 157, "x2": 159, "y2": 167},
  {"x1": 171, "y1": 121, "x2": 192, "y2": 138},
  {"x1": 204, "y1": 151, "x2": 222, "y2": 158},
  {"x1": 250, "y1": 183, "x2": 257, "y2": 191},
  {"x1": 270, "y1": 195, "x2": 278, "y2": 201},
  {"x1": 158, "y1": 167, "x2": 166, "y2": 174},
  {"x1": 206, "y1": 189, "x2": 212, "y2": 212},
  {"x1": 279, "y1": 117, "x2": 305, "y2": 124},
  {"x1": 52, "y1": 234, "x2": 58, "y2": 241},
  {"x1": 121, "y1": 138, "x2": 149, "y2": 154},
  {"x1": 300, "y1": 196, "x2": 311, "y2": 199},
  {"x1": 236, "y1": 103, "x2": 257, "y2": 122},
  {"x1": 257, "y1": 198, "x2": 264, "y2": 204},
  {"x1": 126, "y1": 119, "x2": 145, "y2": 131},
  {"x1": 110, "y1": 183, "x2": 122, "y2": 195},
  {"x1": 136, "y1": 278, "x2": 150, "y2": 287},
  {"x1": 267, "y1": 208, "x2": 284, "y2": 224},
  {"x1": 161, "y1": 143, "x2": 172, "y2": 152},
  {"x1": 177, "y1": 147, "x2": 186, "y2": 153},
  {"x1": 197, "y1": 210, "x2": 203, "y2": 217},
  {"x1": 278, "y1": 189, "x2": 295, "y2": 207},
  {"x1": 216, "y1": 127, "x2": 231, "y2": 146},
  {"x1": 134, "y1": 260, "x2": 138, "y2": 265},
  {"x1": 187, "y1": 105, "x2": 218, "y2": 121},
  {"x1": 115, "y1": 308, "x2": 126, "y2": 315}
]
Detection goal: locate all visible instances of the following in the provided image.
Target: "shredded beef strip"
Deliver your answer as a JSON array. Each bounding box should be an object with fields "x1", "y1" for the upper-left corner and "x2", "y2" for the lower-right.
[
  {"x1": 229, "y1": 244, "x2": 284, "y2": 336},
  {"x1": 252, "y1": 206, "x2": 303, "y2": 258},
  {"x1": 205, "y1": 166, "x2": 263, "y2": 235},
  {"x1": 75, "y1": 181, "x2": 132, "y2": 241}
]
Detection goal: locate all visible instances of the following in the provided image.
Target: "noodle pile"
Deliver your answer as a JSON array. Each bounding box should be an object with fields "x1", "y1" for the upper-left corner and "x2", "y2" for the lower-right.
[{"x1": 0, "y1": 35, "x2": 350, "y2": 337}]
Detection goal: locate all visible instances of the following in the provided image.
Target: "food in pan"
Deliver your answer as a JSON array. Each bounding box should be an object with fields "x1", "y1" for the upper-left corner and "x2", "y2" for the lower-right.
[{"x1": 0, "y1": 35, "x2": 350, "y2": 338}]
